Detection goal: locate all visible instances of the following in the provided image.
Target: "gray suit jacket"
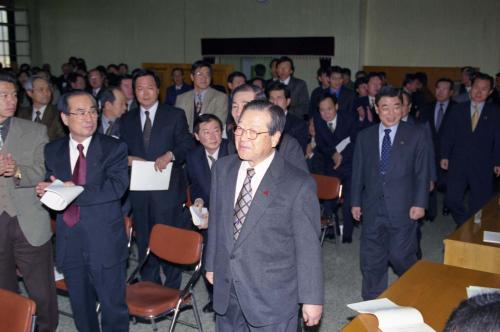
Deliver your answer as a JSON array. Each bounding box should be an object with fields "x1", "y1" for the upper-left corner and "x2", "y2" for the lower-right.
[
  {"x1": 175, "y1": 87, "x2": 228, "y2": 132},
  {"x1": 351, "y1": 122, "x2": 429, "y2": 224},
  {"x1": 17, "y1": 104, "x2": 65, "y2": 141},
  {"x1": 1, "y1": 118, "x2": 51, "y2": 246},
  {"x1": 205, "y1": 152, "x2": 323, "y2": 326}
]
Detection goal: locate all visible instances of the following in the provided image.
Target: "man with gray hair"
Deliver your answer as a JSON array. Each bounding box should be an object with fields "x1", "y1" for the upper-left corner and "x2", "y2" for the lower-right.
[
  {"x1": 17, "y1": 75, "x2": 65, "y2": 141},
  {"x1": 205, "y1": 100, "x2": 323, "y2": 331}
]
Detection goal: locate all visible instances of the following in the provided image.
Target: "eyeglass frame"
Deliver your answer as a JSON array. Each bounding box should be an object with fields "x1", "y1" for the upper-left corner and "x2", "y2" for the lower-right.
[
  {"x1": 67, "y1": 110, "x2": 99, "y2": 118},
  {"x1": 234, "y1": 126, "x2": 269, "y2": 140}
]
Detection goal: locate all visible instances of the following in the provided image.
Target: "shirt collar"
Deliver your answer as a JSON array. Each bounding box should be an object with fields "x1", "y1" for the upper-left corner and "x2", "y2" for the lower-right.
[
  {"x1": 280, "y1": 76, "x2": 291, "y2": 85},
  {"x1": 140, "y1": 101, "x2": 159, "y2": 115},
  {"x1": 205, "y1": 146, "x2": 220, "y2": 160},
  {"x1": 69, "y1": 134, "x2": 92, "y2": 156},
  {"x1": 241, "y1": 150, "x2": 275, "y2": 174}
]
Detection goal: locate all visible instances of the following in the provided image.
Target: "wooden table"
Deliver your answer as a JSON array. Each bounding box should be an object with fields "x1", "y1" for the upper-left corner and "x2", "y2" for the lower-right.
[
  {"x1": 341, "y1": 260, "x2": 500, "y2": 332},
  {"x1": 443, "y1": 195, "x2": 500, "y2": 274}
]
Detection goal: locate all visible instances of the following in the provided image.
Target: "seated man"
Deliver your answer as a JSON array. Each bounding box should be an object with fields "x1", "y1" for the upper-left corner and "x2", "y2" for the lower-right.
[
  {"x1": 164, "y1": 67, "x2": 192, "y2": 106},
  {"x1": 444, "y1": 293, "x2": 500, "y2": 332}
]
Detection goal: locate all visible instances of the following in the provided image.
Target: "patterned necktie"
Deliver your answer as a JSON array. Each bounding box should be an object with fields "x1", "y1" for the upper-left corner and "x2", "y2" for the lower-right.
[
  {"x1": 105, "y1": 120, "x2": 113, "y2": 136},
  {"x1": 233, "y1": 168, "x2": 256, "y2": 240},
  {"x1": 208, "y1": 155, "x2": 216, "y2": 170},
  {"x1": 380, "y1": 129, "x2": 392, "y2": 175},
  {"x1": 327, "y1": 121, "x2": 335, "y2": 133},
  {"x1": 435, "y1": 103, "x2": 444, "y2": 131},
  {"x1": 63, "y1": 144, "x2": 86, "y2": 227},
  {"x1": 143, "y1": 111, "x2": 152, "y2": 150},
  {"x1": 195, "y1": 93, "x2": 203, "y2": 115},
  {"x1": 34, "y1": 111, "x2": 42, "y2": 123},
  {"x1": 471, "y1": 104, "x2": 479, "y2": 132}
]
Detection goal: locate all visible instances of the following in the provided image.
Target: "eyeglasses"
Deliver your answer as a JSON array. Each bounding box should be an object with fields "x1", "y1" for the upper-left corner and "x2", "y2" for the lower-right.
[
  {"x1": 234, "y1": 126, "x2": 269, "y2": 140},
  {"x1": 194, "y1": 72, "x2": 211, "y2": 78},
  {"x1": 68, "y1": 110, "x2": 99, "y2": 118}
]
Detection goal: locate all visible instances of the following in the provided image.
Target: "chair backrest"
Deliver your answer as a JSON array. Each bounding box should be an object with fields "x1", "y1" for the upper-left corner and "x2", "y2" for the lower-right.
[
  {"x1": 149, "y1": 224, "x2": 203, "y2": 265},
  {"x1": 0, "y1": 288, "x2": 36, "y2": 332},
  {"x1": 311, "y1": 174, "x2": 342, "y2": 200}
]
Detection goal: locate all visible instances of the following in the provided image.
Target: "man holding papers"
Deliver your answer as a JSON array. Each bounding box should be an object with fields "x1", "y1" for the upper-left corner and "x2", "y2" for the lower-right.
[
  {"x1": 120, "y1": 69, "x2": 194, "y2": 288},
  {"x1": 37, "y1": 91, "x2": 130, "y2": 332}
]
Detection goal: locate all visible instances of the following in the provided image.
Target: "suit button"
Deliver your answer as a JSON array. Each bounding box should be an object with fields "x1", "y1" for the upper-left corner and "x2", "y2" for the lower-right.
[{"x1": 230, "y1": 254, "x2": 235, "y2": 260}]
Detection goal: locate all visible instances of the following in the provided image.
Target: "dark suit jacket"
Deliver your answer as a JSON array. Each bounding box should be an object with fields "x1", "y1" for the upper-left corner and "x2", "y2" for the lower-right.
[
  {"x1": 419, "y1": 100, "x2": 455, "y2": 158},
  {"x1": 335, "y1": 86, "x2": 356, "y2": 115},
  {"x1": 119, "y1": 104, "x2": 195, "y2": 207},
  {"x1": 165, "y1": 83, "x2": 192, "y2": 106},
  {"x1": 440, "y1": 101, "x2": 500, "y2": 173},
  {"x1": 314, "y1": 111, "x2": 357, "y2": 177},
  {"x1": 16, "y1": 104, "x2": 66, "y2": 141},
  {"x1": 351, "y1": 122, "x2": 429, "y2": 224},
  {"x1": 283, "y1": 112, "x2": 308, "y2": 153},
  {"x1": 205, "y1": 152, "x2": 323, "y2": 326},
  {"x1": 44, "y1": 134, "x2": 129, "y2": 268},
  {"x1": 309, "y1": 86, "x2": 328, "y2": 115},
  {"x1": 352, "y1": 96, "x2": 380, "y2": 130},
  {"x1": 287, "y1": 76, "x2": 309, "y2": 119},
  {"x1": 97, "y1": 115, "x2": 122, "y2": 138},
  {"x1": 186, "y1": 139, "x2": 231, "y2": 209},
  {"x1": 404, "y1": 115, "x2": 437, "y2": 182}
]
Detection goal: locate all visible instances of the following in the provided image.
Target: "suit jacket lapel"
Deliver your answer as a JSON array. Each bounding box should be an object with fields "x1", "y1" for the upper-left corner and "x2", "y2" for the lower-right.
[
  {"x1": 54, "y1": 137, "x2": 72, "y2": 181},
  {"x1": 387, "y1": 123, "x2": 408, "y2": 175},
  {"x1": 3, "y1": 118, "x2": 27, "y2": 152},
  {"x1": 232, "y1": 154, "x2": 282, "y2": 251},
  {"x1": 224, "y1": 158, "x2": 240, "y2": 250},
  {"x1": 85, "y1": 135, "x2": 101, "y2": 184},
  {"x1": 130, "y1": 109, "x2": 146, "y2": 156},
  {"x1": 202, "y1": 88, "x2": 214, "y2": 113}
]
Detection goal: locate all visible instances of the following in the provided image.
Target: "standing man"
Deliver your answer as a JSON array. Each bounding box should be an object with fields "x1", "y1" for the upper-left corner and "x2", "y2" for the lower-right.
[
  {"x1": 97, "y1": 87, "x2": 127, "y2": 137},
  {"x1": 0, "y1": 73, "x2": 58, "y2": 332},
  {"x1": 17, "y1": 74, "x2": 65, "y2": 141},
  {"x1": 164, "y1": 67, "x2": 192, "y2": 106},
  {"x1": 440, "y1": 73, "x2": 500, "y2": 226},
  {"x1": 119, "y1": 75, "x2": 137, "y2": 111},
  {"x1": 120, "y1": 69, "x2": 195, "y2": 288},
  {"x1": 87, "y1": 68, "x2": 106, "y2": 100},
  {"x1": 175, "y1": 60, "x2": 228, "y2": 132},
  {"x1": 309, "y1": 66, "x2": 331, "y2": 115},
  {"x1": 329, "y1": 66, "x2": 355, "y2": 115},
  {"x1": 351, "y1": 87, "x2": 429, "y2": 300},
  {"x1": 276, "y1": 56, "x2": 309, "y2": 119},
  {"x1": 352, "y1": 72, "x2": 382, "y2": 130},
  {"x1": 36, "y1": 91, "x2": 130, "y2": 332},
  {"x1": 205, "y1": 100, "x2": 323, "y2": 331}
]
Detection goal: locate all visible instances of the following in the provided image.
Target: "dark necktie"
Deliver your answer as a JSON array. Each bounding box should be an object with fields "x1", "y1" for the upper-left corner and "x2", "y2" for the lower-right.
[
  {"x1": 435, "y1": 103, "x2": 444, "y2": 131},
  {"x1": 233, "y1": 168, "x2": 256, "y2": 240},
  {"x1": 105, "y1": 120, "x2": 113, "y2": 136},
  {"x1": 63, "y1": 144, "x2": 86, "y2": 227},
  {"x1": 208, "y1": 155, "x2": 216, "y2": 170},
  {"x1": 34, "y1": 111, "x2": 42, "y2": 123},
  {"x1": 327, "y1": 121, "x2": 335, "y2": 133},
  {"x1": 143, "y1": 111, "x2": 152, "y2": 150},
  {"x1": 195, "y1": 93, "x2": 203, "y2": 115},
  {"x1": 380, "y1": 129, "x2": 392, "y2": 175}
]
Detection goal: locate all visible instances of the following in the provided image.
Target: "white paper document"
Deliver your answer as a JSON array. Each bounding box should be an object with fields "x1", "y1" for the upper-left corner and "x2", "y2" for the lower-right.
[
  {"x1": 467, "y1": 285, "x2": 500, "y2": 298},
  {"x1": 335, "y1": 137, "x2": 351, "y2": 153},
  {"x1": 40, "y1": 179, "x2": 84, "y2": 211},
  {"x1": 348, "y1": 298, "x2": 435, "y2": 332},
  {"x1": 190, "y1": 206, "x2": 209, "y2": 226},
  {"x1": 54, "y1": 268, "x2": 64, "y2": 281},
  {"x1": 483, "y1": 231, "x2": 500, "y2": 244},
  {"x1": 130, "y1": 160, "x2": 172, "y2": 191}
]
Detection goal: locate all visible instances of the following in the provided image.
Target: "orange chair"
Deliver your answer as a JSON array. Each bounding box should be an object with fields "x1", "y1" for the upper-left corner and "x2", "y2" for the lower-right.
[
  {"x1": 311, "y1": 174, "x2": 342, "y2": 245},
  {"x1": 126, "y1": 224, "x2": 204, "y2": 332},
  {"x1": 0, "y1": 288, "x2": 37, "y2": 332}
]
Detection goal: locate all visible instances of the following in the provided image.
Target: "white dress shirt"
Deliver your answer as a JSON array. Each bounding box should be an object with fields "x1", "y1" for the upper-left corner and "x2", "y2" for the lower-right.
[
  {"x1": 234, "y1": 151, "x2": 275, "y2": 206},
  {"x1": 32, "y1": 104, "x2": 48, "y2": 121},
  {"x1": 69, "y1": 135, "x2": 92, "y2": 173},
  {"x1": 378, "y1": 123, "x2": 398, "y2": 158},
  {"x1": 205, "y1": 147, "x2": 220, "y2": 169},
  {"x1": 140, "y1": 101, "x2": 159, "y2": 129}
]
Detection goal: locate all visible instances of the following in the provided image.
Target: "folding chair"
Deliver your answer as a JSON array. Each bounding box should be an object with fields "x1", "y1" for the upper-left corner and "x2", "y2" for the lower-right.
[
  {"x1": 126, "y1": 224, "x2": 204, "y2": 332},
  {"x1": 0, "y1": 288, "x2": 37, "y2": 332},
  {"x1": 311, "y1": 174, "x2": 342, "y2": 245}
]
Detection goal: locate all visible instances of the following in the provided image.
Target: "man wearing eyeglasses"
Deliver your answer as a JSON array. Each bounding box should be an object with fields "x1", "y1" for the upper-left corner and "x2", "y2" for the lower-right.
[
  {"x1": 175, "y1": 60, "x2": 228, "y2": 132},
  {"x1": 205, "y1": 100, "x2": 323, "y2": 331},
  {"x1": 36, "y1": 91, "x2": 130, "y2": 332}
]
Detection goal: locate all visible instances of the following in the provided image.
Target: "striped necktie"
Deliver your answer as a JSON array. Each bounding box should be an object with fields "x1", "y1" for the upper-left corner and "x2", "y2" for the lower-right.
[{"x1": 233, "y1": 168, "x2": 256, "y2": 240}]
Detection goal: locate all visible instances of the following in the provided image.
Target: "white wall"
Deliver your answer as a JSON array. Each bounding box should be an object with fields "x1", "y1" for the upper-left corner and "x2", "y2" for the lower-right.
[{"x1": 363, "y1": 0, "x2": 500, "y2": 75}]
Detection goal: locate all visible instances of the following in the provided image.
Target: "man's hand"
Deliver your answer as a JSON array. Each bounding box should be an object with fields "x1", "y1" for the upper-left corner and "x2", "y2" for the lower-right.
[
  {"x1": 197, "y1": 213, "x2": 209, "y2": 230},
  {"x1": 356, "y1": 106, "x2": 365, "y2": 121},
  {"x1": 494, "y1": 166, "x2": 500, "y2": 177},
  {"x1": 440, "y1": 159, "x2": 449, "y2": 170},
  {"x1": 332, "y1": 152, "x2": 342, "y2": 170},
  {"x1": 409, "y1": 206, "x2": 425, "y2": 220},
  {"x1": 36, "y1": 175, "x2": 57, "y2": 197},
  {"x1": 305, "y1": 143, "x2": 314, "y2": 159},
  {"x1": 302, "y1": 304, "x2": 323, "y2": 327},
  {"x1": 128, "y1": 156, "x2": 145, "y2": 166},
  {"x1": 429, "y1": 181, "x2": 435, "y2": 192},
  {"x1": 0, "y1": 153, "x2": 17, "y2": 177},
  {"x1": 205, "y1": 272, "x2": 214, "y2": 285},
  {"x1": 154, "y1": 152, "x2": 173, "y2": 172},
  {"x1": 352, "y1": 207, "x2": 362, "y2": 221}
]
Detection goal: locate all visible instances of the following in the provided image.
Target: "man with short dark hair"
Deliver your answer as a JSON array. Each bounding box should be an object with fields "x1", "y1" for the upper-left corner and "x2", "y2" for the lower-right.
[
  {"x1": 342, "y1": 67, "x2": 354, "y2": 90},
  {"x1": 309, "y1": 66, "x2": 331, "y2": 115},
  {"x1": 444, "y1": 293, "x2": 500, "y2": 332},
  {"x1": 352, "y1": 87, "x2": 429, "y2": 300},
  {"x1": 164, "y1": 67, "x2": 192, "y2": 106},
  {"x1": 98, "y1": 87, "x2": 127, "y2": 137},
  {"x1": 205, "y1": 100, "x2": 323, "y2": 331},
  {"x1": 0, "y1": 72, "x2": 58, "y2": 332},
  {"x1": 120, "y1": 69, "x2": 195, "y2": 288},
  {"x1": 441, "y1": 72, "x2": 500, "y2": 226},
  {"x1": 329, "y1": 66, "x2": 355, "y2": 115},
  {"x1": 176, "y1": 60, "x2": 228, "y2": 132},
  {"x1": 118, "y1": 74, "x2": 136, "y2": 111},
  {"x1": 353, "y1": 72, "x2": 383, "y2": 130},
  {"x1": 87, "y1": 68, "x2": 105, "y2": 100},
  {"x1": 17, "y1": 75, "x2": 65, "y2": 141},
  {"x1": 276, "y1": 56, "x2": 309, "y2": 119},
  {"x1": 37, "y1": 90, "x2": 130, "y2": 332},
  {"x1": 454, "y1": 66, "x2": 476, "y2": 103}
]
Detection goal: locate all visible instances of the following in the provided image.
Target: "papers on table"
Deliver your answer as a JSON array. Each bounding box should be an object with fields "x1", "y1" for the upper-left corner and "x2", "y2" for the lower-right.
[
  {"x1": 347, "y1": 298, "x2": 435, "y2": 332},
  {"x1": 130, "y1": 160, "x2": 172, "y2": 191},
  {"x1": 467, "y1": 285, "x2": 500, "y2": 298},
  {"x1": 40, "y1": 179, "x2": 84, "y2": 211},
  {"x1": 190, "y1": 206, "x2": 208, "y2": 226},
  {"x1": 483, "y1": 231, "x2": 500, "y2": 244}
]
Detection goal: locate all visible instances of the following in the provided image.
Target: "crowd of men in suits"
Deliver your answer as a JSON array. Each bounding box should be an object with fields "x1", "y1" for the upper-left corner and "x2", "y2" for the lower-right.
[{"x1": 0, "y1": 55, "x2": 499, "y2": 332}]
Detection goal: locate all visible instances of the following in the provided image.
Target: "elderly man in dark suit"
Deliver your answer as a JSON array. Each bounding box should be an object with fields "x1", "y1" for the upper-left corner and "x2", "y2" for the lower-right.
[
  {"x1": 97, "y1": 87, "x2": 127, "y2": 137},
  {"x1": 120, "y1": 69, "x2": 195, "y2": 288},
  {"x1": 36, "y1": 91, "x2": 130, "y2": 332},
  {"x1": 352, "y1": 87, "x2": 429, "y2": 300},
  {"x1": 440, "y1": 73, "x2": 500, "y2": 226},
  {"x1": 205, "y1": 100, "x2": 323, "y2": 331},
  {"x1": 17, "y1": 74, "x2": 65, "y2": 141},
  {"x1": 164, "y1": 67, "x2": 192, "y2": 106},
  {"x1": 276, "y1": 56, "x2": 309, "y2": 120}
]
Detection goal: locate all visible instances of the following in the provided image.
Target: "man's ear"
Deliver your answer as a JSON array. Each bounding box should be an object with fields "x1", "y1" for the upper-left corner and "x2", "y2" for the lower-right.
[
  {"x1": 271, "y1": 131, "x2": 282, "y2": 148},
  {"x1": 60, "y1": 113, "x2": 69, "y2": 126}
]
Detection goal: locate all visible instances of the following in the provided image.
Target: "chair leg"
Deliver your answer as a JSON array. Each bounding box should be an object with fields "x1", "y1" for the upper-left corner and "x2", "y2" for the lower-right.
[
  {"x1": 191, "y1": 294, "x2": 204, "y2": 331},
  {"x1": 150, "y1": 317, "x2": 158, "y2": 332},
  {"x1": 169, "y1": 300, "x2": 183, "y2": 332},
  {"x1": 320, "y1": 228, "x2": 326, "y2": 246}
]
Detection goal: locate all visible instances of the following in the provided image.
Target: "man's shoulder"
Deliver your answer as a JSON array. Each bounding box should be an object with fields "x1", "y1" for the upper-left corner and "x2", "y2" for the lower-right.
[
  {"x1": 16, "y1": 106, "x2": 31, "y2": 119},
  {"x1": 11, "y1": 117, "x2": 45, "y2": 133},
  {"x1": 290, "y1": 76, "x2": 307, "y2": 87},
  {"x1": 186, "y1": 144, "x2": 205, "y2": 162},
  {"x1": 176, "y1": 89, "x2": 194, "y2": 101}
]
